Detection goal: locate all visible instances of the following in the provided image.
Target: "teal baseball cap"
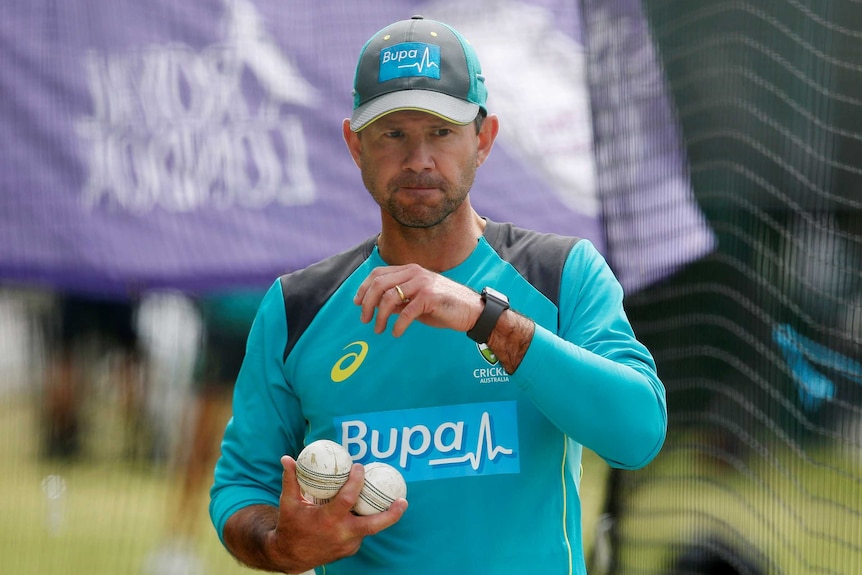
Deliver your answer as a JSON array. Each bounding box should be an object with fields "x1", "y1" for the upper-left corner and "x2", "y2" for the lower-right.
[{"x1": 350, "y1": 16, "x2": 488, "y2": 132}]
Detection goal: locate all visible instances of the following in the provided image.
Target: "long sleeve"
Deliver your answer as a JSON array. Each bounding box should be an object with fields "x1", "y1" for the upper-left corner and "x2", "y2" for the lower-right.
[
  {"x1": 209, "y1": 279, "x2": 305, "y2": 544},
  {"x1": 513, "y1": 240, "x2": 667, "y2": 469}
]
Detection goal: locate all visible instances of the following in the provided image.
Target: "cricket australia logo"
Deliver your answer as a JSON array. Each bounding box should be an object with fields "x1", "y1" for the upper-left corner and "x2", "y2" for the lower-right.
[
  {"x1": 474, "y1": 343, "x2": 510, "y2": 384},
  {"x1": 477, "y1": 342, "x2": 498, "y2": 365}
]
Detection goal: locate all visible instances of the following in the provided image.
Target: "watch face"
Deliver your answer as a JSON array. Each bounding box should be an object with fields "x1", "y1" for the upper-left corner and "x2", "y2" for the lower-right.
[{"x1": 483, "y1": 286, "x2": 509, "y2": 305}]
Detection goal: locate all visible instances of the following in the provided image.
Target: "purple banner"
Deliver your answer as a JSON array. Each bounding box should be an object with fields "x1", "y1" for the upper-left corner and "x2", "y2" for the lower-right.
[{"x1": 0, "y1": 0, "x2": 711, "y2": 296}]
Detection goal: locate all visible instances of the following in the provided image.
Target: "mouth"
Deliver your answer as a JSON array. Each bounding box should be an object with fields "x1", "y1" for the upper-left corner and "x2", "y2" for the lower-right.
[
  {"x1": 396, "y1": 186, "x2": 443, "y2": 202},
  {"x1": 398, "y1": 181, "x2": 446, "y2": 196},
  {"x1": 393, "y1": 175, "x2": 446, "y2": 193}
]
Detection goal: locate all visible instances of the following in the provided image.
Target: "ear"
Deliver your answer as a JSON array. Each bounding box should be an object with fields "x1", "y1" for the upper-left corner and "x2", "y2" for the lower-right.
[
  {"x1": 343, "y1": 118, "x2": 362, "y2": 168},
  {"x1": 476, "y1": 114, "x2": 499, "y2": 168}
]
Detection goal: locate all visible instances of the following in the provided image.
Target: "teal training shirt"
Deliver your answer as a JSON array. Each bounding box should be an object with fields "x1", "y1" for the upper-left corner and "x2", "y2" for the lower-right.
[{"x1": 210, "y1": 220, "x2": 667, "y2": 574}]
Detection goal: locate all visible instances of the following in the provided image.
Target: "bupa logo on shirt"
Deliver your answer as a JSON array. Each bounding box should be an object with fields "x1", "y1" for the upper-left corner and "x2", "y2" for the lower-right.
[
  {"x1": 379, "y1": 42, "x2": 440, "y2": 82},
  {"x1": 335, "y1": 401, "x2": 520, "y2": 482}
]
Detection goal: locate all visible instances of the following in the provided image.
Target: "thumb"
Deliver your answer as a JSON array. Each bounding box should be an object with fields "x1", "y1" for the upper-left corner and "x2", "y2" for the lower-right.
[{"x1": 280, "y1": 455, "x2": 303, "y2": 501}]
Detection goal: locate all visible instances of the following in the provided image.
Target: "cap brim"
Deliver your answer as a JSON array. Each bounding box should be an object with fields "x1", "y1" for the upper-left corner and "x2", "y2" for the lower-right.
[{"x1": 350, "y1": 90, "x2": 480, "y2": 132}]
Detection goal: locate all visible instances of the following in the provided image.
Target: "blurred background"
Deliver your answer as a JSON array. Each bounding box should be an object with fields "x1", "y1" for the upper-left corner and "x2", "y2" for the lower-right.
[{"x1": 1, "y1": 1, "x2": 859, "y2": 574}]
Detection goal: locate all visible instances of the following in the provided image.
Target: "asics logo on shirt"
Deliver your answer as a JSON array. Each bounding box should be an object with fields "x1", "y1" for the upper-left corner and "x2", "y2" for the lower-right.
[
  {"x1": 330, "y1": 341, "x2": 369, "y2": 382},
  {"x1": 335, "y1": 401, "x2": 520, "y2": 482}
]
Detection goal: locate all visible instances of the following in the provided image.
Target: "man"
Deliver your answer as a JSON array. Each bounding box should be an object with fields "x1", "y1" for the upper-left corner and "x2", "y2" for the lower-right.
[
  {"x1": 43, "y1": 292, "x2": 144, "y2": 460},
  {"x1": 146, "y1": 288, "x2": 266, "y2": 575},
  {"x1": 210, "y1": 16, "x2": 667, "y2": 574}
]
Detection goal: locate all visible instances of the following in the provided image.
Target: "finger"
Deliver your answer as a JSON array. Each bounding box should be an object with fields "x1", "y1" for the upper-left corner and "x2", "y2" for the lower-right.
[
  {"x1": 373, "y1": 285, "x2": 409, "y2": 334},
  {"x1": 355, "y1": 271, "x2": 394, "y2": 324},
  {"x1": 354, "y1": 266, "x2": 402, "y2": 307},
  {"x1": 357, "y1": 271, "x2": 410, "y2": 328},
  {"x1": 360, "y1": 497, "x2": 409, "y2": 535},
  {"x1": 353, "y1": 268, "x2": 382, "y2": 306},
  {"x1": 329, "y1": 463, "x2": 365, "y2": 514},
  {"x1": 390, "y1": 299, "x2": 417, "y2": 337}
]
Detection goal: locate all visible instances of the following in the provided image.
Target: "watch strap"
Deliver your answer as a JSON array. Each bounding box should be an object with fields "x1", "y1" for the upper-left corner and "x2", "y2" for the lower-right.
[{"x1": 466, "y1": 288, "x2": 509, "y2": 344}]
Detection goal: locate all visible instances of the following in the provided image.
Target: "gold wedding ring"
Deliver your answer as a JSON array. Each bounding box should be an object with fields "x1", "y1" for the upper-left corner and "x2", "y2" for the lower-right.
[{"x1": 395, "y1": 284, "x2": 408, "y2": 303}]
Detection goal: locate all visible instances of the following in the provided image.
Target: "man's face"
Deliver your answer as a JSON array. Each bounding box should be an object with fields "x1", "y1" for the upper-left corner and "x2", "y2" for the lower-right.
[{"x1": 347, "y1": 110, "x2": 482, "y2": 229}]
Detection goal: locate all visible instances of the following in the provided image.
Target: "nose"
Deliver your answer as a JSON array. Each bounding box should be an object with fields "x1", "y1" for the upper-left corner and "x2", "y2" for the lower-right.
[{"x1": 402, "y1": 137, "x2": 435, "y2": 172}]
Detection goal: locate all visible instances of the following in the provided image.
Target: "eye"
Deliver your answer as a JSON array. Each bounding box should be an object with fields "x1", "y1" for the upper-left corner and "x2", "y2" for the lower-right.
[
  {"x1": 434, "y1": 128, "x2": 452, "y2": 137},
  {"x1": 384, "y1": 130, "x2": 404, "y2": 138}
]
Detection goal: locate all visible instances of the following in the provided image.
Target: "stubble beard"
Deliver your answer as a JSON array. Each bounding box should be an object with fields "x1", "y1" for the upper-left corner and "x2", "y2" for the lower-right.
[{"x1": 362, "y1": 153, "x2": 479, "y2": 229}]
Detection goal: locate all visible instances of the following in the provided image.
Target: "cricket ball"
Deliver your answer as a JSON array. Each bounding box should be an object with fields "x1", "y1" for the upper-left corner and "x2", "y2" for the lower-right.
[
  {"x1": 295, "y1": 439, "x2": 353, "y2": 504},
  {"x1": 353, "y1": 461, "x2": 407, "y2": 516}
]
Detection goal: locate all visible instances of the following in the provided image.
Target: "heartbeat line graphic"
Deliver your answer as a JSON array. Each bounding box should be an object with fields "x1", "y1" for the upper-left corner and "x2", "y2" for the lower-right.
[
  {"x1": 428, "y1": 412, "x2": 513, "y2": 470},
  {"x1": 398, "y1": 47, "x2": 438, "y2": 73}
]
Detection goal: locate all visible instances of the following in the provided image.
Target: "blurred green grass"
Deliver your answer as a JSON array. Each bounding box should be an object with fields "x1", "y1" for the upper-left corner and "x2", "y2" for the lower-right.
[{"x1": 0, "y1": 390, "x2": 258, "y2": 575}]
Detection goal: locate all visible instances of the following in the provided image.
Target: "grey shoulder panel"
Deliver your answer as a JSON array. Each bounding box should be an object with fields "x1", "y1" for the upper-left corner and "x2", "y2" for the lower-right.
[
  {"x1": 280, "y1": 236, "x2": 377, "y2": 361},
  {"x1": 483, "y1": 219, "x2": 580, "y2": 307}
]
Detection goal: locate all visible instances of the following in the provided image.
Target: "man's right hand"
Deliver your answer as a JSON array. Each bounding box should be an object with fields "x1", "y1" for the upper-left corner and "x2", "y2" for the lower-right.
[{"x1": 223, "y1": 456, "x2": 407, "y2": 574}]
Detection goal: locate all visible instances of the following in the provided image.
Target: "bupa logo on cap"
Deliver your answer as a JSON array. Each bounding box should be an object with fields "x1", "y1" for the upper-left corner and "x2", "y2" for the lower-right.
[{"x1": 379, "y1": 42, "x2": 440, "y2": 83}]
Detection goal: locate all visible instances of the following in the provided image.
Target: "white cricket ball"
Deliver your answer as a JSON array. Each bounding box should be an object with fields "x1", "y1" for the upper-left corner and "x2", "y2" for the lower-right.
[
  {"x1": 353, "y1": 462, "x2": 407, "y2": 516},
  {"x1": 295, "y1": 439, "x2": 353, "y2": 504}
]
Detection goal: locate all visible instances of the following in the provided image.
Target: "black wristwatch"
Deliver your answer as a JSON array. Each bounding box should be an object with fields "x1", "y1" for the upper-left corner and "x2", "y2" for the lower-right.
[{"x1": 466, "y1": 287, "x2": 510, "y2": 344}]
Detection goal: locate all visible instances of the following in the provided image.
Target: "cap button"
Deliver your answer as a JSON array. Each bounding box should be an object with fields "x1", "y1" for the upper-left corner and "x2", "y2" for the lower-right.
[{"x1": 411, "y1": 15, "x2": 424, "y2": 19}]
